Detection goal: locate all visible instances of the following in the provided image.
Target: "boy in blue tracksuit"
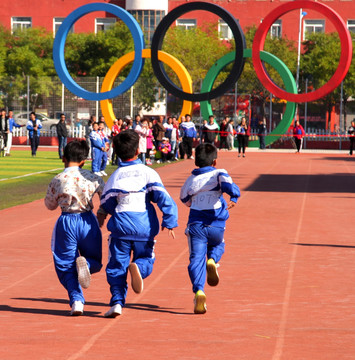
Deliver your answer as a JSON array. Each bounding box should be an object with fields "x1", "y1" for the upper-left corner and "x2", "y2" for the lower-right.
[
  {"x1": 89, "y1": 122, "x2": 105, "y2": 176},
  {"x1": 98, "y1": 130, "x2": 178, "y2": 318},
  {"x1": 180, "y1": 143, "x2": 240, "y2": 314},
  {"x1": 180, "y1": 114, "x2": 197, "y2": 159},
  {"x1": 98, "y1": 121, "x2": 109, "y2": 176}
]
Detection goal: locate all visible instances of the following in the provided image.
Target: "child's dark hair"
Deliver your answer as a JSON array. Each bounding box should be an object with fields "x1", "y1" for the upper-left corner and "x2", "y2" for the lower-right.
[
  {"x1": 195, "y1": 143, "x2": 217, "y2": 168},
  {"x1": 113, "y1": 129, "x2": 139, "y2": 161},
  {"x1": 63, "y1": 140, "x2": 89, "y2": 163}
]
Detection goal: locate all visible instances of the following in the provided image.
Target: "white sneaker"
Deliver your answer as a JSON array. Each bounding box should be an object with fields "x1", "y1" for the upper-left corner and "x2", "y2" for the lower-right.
[
  {"x1": 128, "y1": 263, "x2": 143, "y2": 294},
  {"x1": 189, "y1": 156, "x2": 194, "y2": 160},
  {"x1": 100, "y1": 171, "x2": 108, "y2": 176},
  {"x1": 94, "y1": 171, "x2": 103, "y2": 176},
  {"x1": 76, "y1": 256, "x2": 91, "y2": 289},
  {"x1": 70, "y1": 301, "x2": 84, "y2": 316},
  {"x1": 104, "y1": 304, "x2": 122, "y2": 318}
]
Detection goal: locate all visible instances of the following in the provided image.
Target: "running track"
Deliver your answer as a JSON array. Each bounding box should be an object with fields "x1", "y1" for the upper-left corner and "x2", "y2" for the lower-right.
[{"x1": 1, "y1": 150, "x2": 355, "y2": 360}]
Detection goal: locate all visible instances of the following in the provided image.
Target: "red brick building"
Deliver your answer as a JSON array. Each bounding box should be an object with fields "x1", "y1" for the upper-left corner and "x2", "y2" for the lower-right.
[{"x1": 0, "y1": 0, "x2": 354, "y2": 41}]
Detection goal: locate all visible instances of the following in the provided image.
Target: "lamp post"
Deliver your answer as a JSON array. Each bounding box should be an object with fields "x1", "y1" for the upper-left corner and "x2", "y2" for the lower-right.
[{"x1": 295, "y1": 9, "x2": 307, "y2": 121}]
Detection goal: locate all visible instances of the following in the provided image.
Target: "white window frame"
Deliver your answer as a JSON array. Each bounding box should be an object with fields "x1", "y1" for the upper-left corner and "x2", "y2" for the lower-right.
[
  {"x1": 95, "y1": 18, "x2": 116, "y2": 33},
  {"x1": 270, "y1": 20, "x2": 282, "y2": 39},
  {"x1": 11, "y1": 17, "x2": 32, "y2": 32},
  {"x1": 176, "y1": 19, "x2": 197, "y2": 30},
  {"x1": 303, "y1": 19, "x2": 325, "y2": 39},
  {"x1": 218, "y1": 19, "x2": 234, "y2": 40},
  {"x1": 347, "y1": 20, "x2": 355, "y2": 33},
  {"x1": 53, "y1": 17, "x2": 74, "y2": 36}
]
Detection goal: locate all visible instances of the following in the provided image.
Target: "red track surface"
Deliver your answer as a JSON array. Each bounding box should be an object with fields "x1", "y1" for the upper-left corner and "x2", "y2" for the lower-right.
[{"x1": 1, "y1": 151, "x2": 355, "y2": 360}]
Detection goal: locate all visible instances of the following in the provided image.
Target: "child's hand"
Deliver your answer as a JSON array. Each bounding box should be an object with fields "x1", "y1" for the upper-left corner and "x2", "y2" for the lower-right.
[
  {"x1": 162, "y1": 226, "x2": 176, "y2": 239},
  {"x1": 227, "y1": 201, "x2": 236, "y2": 210}
]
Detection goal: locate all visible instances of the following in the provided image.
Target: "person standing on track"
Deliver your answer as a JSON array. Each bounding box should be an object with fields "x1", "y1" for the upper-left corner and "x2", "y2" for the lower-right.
[
  {"x1": 180, "y1": 114, "x2": 197, "y2": 159},
  {"x1": 348, "y1": 119, "x2": 355, "y2": 156},
  {"x1": 236, "y1": 117, "x2": 248, "y2": 157},
  {"x1": 180, "y1": 143, "x2": 240, "y2": 314},
  {"x1": 202, "y1": 115, "x2": 219, "y2": 145},
  {"x1": 98, "y1": 130, "x2": 178, "y2": 318},
  {"x1": 293, "y1": 120, "x2": 305, "y2": 153},
  {"x1": 44, "y1": 140, "x2": 105, "y2": 316}
]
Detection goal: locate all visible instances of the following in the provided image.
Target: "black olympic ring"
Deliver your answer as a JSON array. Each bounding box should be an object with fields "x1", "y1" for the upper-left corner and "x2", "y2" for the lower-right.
[{"x1": 150, "y1": 1, "x2": 246, "y2": 102}]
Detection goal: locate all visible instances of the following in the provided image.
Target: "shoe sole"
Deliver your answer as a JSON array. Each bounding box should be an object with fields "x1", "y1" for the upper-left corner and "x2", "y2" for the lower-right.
[
  {"x1": 206, "y1": 261, "x2": 219, "y2": 287},
  {"x1": 128, "y1": 263, "x2": 143, "y2": 294},
  {"x1": 70, "y1": 310, "x2": 83, "y2": 316},
  {"x1": 76, "y1": 256, "x2": 91, "y2": 289},
  {"x1": 104, "y1": 307, "x2": 122, "y2": 318},
  {"x1": 194, "y1": 292, "x2": 207, "y2": 314}
]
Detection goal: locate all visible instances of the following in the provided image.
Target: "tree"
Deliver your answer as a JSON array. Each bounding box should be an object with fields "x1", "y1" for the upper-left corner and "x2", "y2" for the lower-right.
[
  {"x1": 2, "y1": 27, "x2": 57, "y2": 110},
  {"x1": 341, "y1": 32, "x2": 355, "y2": 128},
  {"x1": 301, "y1": 32, "x2": 355, "y2": 130},
  {"x1": 0, "y1": 25, "x2": 9, "y2": 107},
  {"x1": 162, "y1": 24, "x2": 231, "y2": 93},
  {"x1": 234, "y1": 26, "x2": 297, "y2": 118}
]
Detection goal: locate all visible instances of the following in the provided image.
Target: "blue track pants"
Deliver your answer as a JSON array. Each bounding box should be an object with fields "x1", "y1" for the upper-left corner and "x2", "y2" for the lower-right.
[
  {"x1": 51, "y1": 211, "x2": 102, "y2": 306},
  {"x1": 92, "y1": 147, "x2": 103, "y2": 173},
  {"x1": 186, "y1": 223, "x2": 225, "y2": 293},
  {"x1": 106, "y1": 237, "x2": 156, "y2": 307}
]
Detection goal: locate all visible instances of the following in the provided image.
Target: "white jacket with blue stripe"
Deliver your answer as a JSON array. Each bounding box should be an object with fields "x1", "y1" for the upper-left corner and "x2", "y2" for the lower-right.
[
  {"x1": 180, "y1": 166, "x2": 240, "y2": 227},
  {"x1": 100, "y1": 159, "x2": 178, "y2": 241}
]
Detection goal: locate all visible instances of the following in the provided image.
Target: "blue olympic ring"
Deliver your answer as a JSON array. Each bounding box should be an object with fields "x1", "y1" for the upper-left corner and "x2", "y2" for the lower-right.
[{"x1": 53, "y1": 3, "x2": 145, "y2": 101}]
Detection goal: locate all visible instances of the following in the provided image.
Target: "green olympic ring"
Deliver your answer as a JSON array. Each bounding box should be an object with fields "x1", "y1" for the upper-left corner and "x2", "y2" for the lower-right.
[{"x1": 200, "y1": 48, "x2": 297, "y2": 146}]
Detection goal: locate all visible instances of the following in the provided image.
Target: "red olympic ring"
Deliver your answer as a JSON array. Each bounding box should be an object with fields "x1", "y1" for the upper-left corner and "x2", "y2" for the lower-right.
[{"x1": 252, "y1": 0, "x2": 353, "y2": 103}]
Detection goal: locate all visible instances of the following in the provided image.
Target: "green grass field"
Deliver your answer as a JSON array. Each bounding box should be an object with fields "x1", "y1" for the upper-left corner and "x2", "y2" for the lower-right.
[{"x1": 0, "y1": 148, "x2": 172, "y2": 210}]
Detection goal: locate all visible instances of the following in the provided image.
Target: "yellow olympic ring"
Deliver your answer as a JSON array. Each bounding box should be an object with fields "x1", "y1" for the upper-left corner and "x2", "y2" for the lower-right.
[{"x1": 100, "y1": 49, "x2": 193, "y2": 128}]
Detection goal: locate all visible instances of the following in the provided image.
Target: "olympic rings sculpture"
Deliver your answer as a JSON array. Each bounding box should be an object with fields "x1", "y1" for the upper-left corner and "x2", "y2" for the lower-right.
[
  {"x1": 200, "y1": 48, "x2": 297, "y2": 147},
  {"x1": 53, "y1": 1, "x2": 353, "y2": 134}
]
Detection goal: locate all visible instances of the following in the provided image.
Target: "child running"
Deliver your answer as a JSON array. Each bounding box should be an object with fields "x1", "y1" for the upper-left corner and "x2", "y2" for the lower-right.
[
  {"x1": 44, "y1": 140, "x2": 104, "y2": 316},
  {"x1": 99, "y1": 130, "x2": 178, "y2": 318},
  {"x1": 180, "y1": 143, "x2": 240, "y2": 314}
]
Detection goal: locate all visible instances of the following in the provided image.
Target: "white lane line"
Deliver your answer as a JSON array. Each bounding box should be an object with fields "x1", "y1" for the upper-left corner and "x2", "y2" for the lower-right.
[
  {"x1": 0, "y1": 263, "x2": 53, "y2": 294},
  {"x1": 67, "y1": 245, "x2": 189, "y2": 360},
  {"x1": 0, "y1": 168, "x2": 62, "y2": 182},
  {"x1": 272, "y1": 161, "x2": 312, "y2": 360}
]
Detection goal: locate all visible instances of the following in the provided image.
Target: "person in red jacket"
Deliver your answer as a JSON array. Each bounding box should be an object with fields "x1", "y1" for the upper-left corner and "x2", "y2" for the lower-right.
[{"x1": 293, "y1": 120, "x2": 305, "y2": 153}]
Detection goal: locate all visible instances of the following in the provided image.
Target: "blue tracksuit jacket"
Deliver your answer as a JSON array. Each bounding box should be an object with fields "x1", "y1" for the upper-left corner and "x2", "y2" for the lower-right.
[
  {"x1": 180, "y1": 122, "x2": 197, "y2": 138},
  {"x1": 180, "y1": 166, "x2": 240, "y2": 227},
  {"x1": 100, "y1": 159, "x2": 178, "y2": 241}
]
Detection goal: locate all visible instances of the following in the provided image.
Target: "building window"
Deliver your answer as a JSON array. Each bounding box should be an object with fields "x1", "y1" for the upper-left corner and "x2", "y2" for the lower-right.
[
  {"x1": 95, "y1": 18, "x2": 116, "y2": 33},
  {"x1": 176, "y1": 19, "x2": 197, "y2": 30},
  {"x1": 304, "y1": 20, "x2": 325, "y2": 39},
  {"x1": 129, "y1": 10, "x2": 165, "y2": 44},
  {"x1": 347, "y1": 20, "x2": 355, "y2": 33},
  {"x1": 270, "y1": 20, "x2": 282, "y2": 39},
  {"x1": 53, "y1": 17, "x2": 74, "y2": 36},
  {"x1": 218, "y1": 19, "x2": 234, "y2": 40},
  {"x1": 11, "y1": 17, "x2": 32, "y2": 32}
]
